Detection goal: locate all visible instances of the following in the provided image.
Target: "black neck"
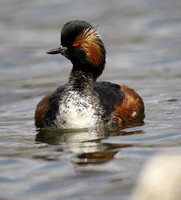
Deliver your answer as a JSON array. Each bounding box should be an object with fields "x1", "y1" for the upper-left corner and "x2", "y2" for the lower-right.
[{"x1": 67, "y1": 68, "x2": 95, "y2": 91}]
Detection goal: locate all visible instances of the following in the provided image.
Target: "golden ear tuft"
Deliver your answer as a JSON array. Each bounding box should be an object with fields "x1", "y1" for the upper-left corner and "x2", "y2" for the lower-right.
[{"x1": 74, "y1": 28, "x2": 103, "y2": 67}]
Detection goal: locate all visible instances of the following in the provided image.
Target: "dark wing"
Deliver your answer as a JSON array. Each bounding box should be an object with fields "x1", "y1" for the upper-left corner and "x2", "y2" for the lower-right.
[
  {"x1": 94, "y1": 81, "x2": 125, "y2": 122},
  {"x1": 35, "y1": 92, "x2": 54, "y2": 128},
  {"x1": 112, "y1": 85, "x2": 144, "y2": 123},
  {"x1": 35, "y1": 85, "x2": 66, "y2": 128},
  {"x1": 45, "y1": 85, "x2": 66, "y2": 127},
  {"x1": 95, "y1": 82, "x2": 144, "y2": 124}
]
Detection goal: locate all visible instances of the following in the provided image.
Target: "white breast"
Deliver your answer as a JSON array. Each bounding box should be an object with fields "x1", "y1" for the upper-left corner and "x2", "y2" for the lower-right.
[{"x1": 54, "y1": 91, "x2": 102, "y2": 129}]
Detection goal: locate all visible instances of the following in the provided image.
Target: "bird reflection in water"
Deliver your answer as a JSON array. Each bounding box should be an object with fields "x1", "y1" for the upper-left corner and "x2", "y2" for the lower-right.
[{"x1": 35, "y1": 122, "x2": 144, "y2": 165}]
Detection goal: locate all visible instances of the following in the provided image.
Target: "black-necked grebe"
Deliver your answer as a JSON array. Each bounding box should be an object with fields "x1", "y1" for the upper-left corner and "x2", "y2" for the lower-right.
[{"x1": 35, "y1": 20, "x2": 144, "y2": 129}]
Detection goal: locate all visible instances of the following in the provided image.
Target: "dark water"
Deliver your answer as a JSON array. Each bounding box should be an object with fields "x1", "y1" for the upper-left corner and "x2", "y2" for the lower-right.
[{"x1": 0, "y1": 0, "x2": 181, "y2": 199}]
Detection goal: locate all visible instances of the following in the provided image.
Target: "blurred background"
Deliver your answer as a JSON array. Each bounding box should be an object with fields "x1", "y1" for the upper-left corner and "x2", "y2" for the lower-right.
[{"x1": 0, "y1": 0, "x2": 181, "y2": 199}]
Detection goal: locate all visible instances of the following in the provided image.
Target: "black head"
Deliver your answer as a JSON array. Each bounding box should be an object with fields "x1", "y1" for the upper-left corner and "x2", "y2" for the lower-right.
[{"x1": 47, "y1": 20, "x2": 106, "y2": 78}]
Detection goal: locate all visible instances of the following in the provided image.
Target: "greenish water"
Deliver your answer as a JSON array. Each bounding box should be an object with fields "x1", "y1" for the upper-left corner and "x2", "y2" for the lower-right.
[{"x1": 0, "y1": 0, "x2": 181, "y2": 199}]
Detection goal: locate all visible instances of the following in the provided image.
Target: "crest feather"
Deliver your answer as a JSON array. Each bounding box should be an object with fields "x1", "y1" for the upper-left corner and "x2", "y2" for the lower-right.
[{"x1": 75, "y1": 28, "x2": 103, "y2": 67}]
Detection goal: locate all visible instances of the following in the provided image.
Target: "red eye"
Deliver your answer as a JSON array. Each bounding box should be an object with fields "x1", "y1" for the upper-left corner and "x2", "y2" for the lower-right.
[{"x1": 73, "y1": 41, "x2": 79, "y2": 46}]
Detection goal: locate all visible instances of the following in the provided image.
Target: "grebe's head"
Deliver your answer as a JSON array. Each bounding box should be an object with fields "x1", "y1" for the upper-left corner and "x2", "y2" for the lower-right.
[{"x1": 47, "y1": 20, "x2": 106, "y2": 78}]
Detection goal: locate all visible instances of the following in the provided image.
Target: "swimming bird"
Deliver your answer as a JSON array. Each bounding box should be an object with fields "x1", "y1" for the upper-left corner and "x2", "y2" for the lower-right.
[{"x1": 35, "y1": 20, "x2": 144, "y2": 129}]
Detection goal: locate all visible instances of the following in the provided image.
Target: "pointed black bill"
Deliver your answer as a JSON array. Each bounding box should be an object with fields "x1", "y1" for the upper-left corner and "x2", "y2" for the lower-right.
[{"x1": 46, "y1": 46, "x2": 68, "y2": 55}]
